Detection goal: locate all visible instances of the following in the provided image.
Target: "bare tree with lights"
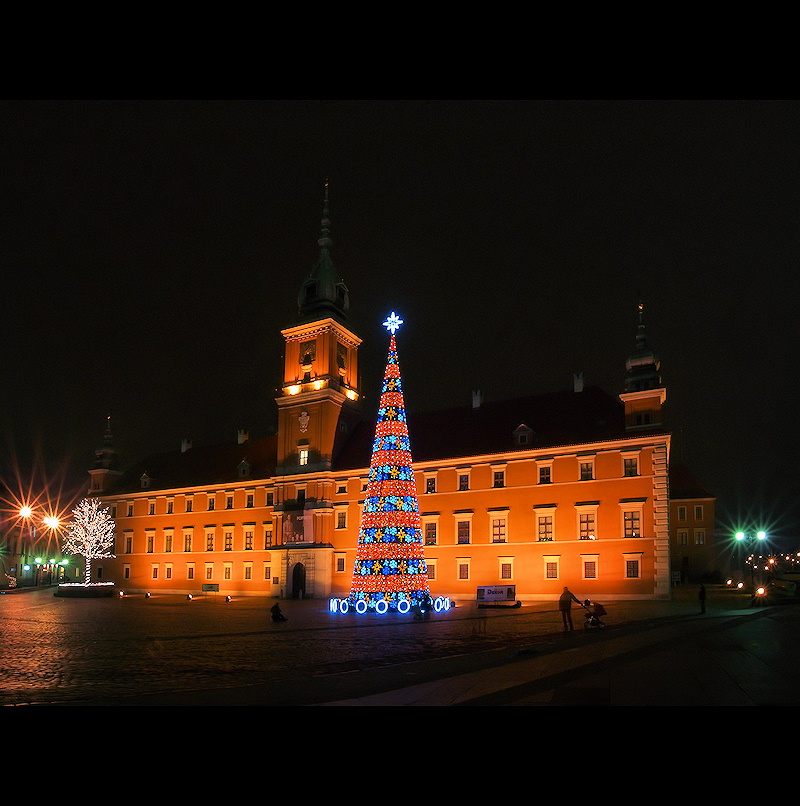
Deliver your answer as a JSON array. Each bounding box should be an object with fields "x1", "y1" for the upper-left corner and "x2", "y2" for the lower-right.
[{"x1": 61, "y1": 498, "x2": 116, "y2": 585}]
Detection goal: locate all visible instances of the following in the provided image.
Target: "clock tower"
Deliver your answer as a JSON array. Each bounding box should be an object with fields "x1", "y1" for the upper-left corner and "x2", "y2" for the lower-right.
[
  {"x1": 620, "y1": 301, "x2": 666, "y2": 430},
  {"x1": 275, "y1": 188, "x2": 362, "y2": 475}
]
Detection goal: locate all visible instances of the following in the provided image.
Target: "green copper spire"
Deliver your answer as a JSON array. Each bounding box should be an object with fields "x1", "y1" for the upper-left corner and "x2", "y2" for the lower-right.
[{"x1": 297, "y1": 181, "x2": 349, "y2": 323}]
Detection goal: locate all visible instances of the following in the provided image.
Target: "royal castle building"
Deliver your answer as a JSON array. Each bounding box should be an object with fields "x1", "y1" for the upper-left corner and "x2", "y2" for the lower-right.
[{"x1": 89, "y1": 198, "x2": 713, "y2": 602}]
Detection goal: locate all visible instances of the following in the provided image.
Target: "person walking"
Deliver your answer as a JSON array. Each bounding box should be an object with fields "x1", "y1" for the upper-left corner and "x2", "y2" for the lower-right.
[
  {"x1": 699, "y1": 584, "x2": 706, "y2": 614},
  {"x1": 559, "y1": 586, "x2": 581, "y2": 631}
]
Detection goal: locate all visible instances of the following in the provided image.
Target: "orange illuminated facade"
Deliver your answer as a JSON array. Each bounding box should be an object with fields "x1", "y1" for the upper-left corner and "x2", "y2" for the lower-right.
[{"x1": 93, "y1": 198, "x2": 691, "y2": 602}]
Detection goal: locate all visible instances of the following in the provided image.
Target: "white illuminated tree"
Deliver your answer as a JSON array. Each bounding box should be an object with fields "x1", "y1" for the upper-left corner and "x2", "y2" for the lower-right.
[{"x1": 62, "y1": 498, "x2": 116, "y2": 585}]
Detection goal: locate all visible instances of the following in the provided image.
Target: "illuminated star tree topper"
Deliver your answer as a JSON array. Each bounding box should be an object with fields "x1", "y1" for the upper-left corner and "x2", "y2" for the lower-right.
[{"x1": 61, "y1": 498, "x2": 116, "y2": 585}]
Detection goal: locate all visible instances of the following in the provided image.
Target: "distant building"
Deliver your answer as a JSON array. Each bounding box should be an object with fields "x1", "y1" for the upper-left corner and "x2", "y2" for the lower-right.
[
  {"x1": 90, "y1": 197, "x2": 712, "y2": 602},
  {"x1": 669, "y1": 464, "x2": 718, "y2": 582}
]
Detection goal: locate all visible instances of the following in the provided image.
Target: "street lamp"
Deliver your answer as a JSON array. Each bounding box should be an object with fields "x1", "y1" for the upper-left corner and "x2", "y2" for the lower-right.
[
  {"x1": 17, "y1": 507, "x2": 63, "y2": 586},
  {"x1": 734, "y1": 529, "x2": 768, "y2": 586}
]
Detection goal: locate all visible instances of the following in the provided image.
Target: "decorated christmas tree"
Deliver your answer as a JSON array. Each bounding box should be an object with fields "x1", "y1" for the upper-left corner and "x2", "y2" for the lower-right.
[{"x1": 347, "y1": 312, "x2": 431, "y2": 612}]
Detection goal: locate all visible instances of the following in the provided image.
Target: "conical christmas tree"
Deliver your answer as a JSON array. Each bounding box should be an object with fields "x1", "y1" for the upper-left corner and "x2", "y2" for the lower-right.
[{"x1": 347, "y1": 313, "x2": 431, "y2": 612}]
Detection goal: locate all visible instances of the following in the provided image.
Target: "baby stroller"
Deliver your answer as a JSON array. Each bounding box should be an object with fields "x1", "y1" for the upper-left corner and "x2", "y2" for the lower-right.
[{"x1": 582, "y1": 599, "x2": 607, "y2": 629}]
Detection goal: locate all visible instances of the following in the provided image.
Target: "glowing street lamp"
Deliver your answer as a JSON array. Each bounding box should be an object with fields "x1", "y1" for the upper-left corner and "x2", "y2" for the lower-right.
[
  {"x1": 17, "y1": 507, "x2": 64, "y2": 586},
  {"x1": 734, "y1": 529, "x2": 768, "y2": 585}
]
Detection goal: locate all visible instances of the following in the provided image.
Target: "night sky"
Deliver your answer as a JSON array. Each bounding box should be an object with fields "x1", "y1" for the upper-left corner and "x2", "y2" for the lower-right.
[{"x1": 1, "y1": 100, "x2": 798, "y2": 540}]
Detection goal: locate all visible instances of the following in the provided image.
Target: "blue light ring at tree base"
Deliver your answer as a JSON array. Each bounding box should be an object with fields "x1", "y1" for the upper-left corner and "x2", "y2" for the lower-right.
[{"x1": 329, "y1": 595, "x2": 452, "y2": 614}]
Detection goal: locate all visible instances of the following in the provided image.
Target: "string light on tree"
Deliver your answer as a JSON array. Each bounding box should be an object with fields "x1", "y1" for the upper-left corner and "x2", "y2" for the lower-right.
[
  {"x1": 330, "y1": 313, "x2": 451, "y2": 615},
  {"x1": 60, "y1": 498, "x2": 116, "y2": 587}
]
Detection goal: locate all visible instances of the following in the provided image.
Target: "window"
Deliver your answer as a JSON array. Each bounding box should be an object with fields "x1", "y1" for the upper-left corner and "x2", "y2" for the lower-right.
[
  {"x1": 583, "y1": 557, "x2": 598, "y2": 579},
  {"x1": 263, "y1": 564, "x2": 271, "y2": 581},
  {"x1": 244, "y1": 564, "x2": 253, "y2": 580},
  {"x1": 146, "y1": 531, "x2": 154, "y2": 553},
  {"x1": 678, "y1": 530, "x2": 688, "y2": 546},
  {"x1": 244, "y1": 529, "x2": 254, "y2": 550},
  {"x1": 204, "y1": 564, "x2": 214, "y2": 580},
  {"x1": 224, "y1": 530, "x2": 233, "y2": 551},
  {"x1": 490, "y1": 514, "x2": 508, "y2": 543},
  {"x1": 226, "y1": 495, "x2": 233, "y2": 510},
  {"x1": 623, "y1": 510, "x2": 641, "y2": 538},
  {"x1": 537, "y1": 515, "x2": 553, "y2": 541},
  {"x1": 493, "y1": 470, "x2": 505, "y2": 488},
  {"x1": 264, "y1": 524, "x2": 273, "y2": 548},
  {"x1": 457, "y1": 520, "x2": 471, "y2": 544},
  {"x1": 623, "y1": 457, "x2": 638, "y2": 476},
  {"x1": 579, "y1": 461, "x2": 594, "y2": 481},
  {"x1": 206, "y1": 531, "x2": 214, "y2": 551},
  {"x1": 621, "y1": 500, "x2": 645, "y2": 538},
  {"x1": 208, "y1": 495, "x2": 215, "y2": 511},
  {"x1": 151, "y1": 565, "x2": 159, "y2": 579},
  {"x1": 149, "y1": 501, "x2": 155, "y2": 515},
  {"x1": 266, "y1": 491, "x2": 274, "y2": 506},
  {"x1": 336, "y1": 481, "x2": 347, "y2": 494},
  {"x1": 246, "y1": 493, "x2": 254, "y2": 508},
  {"x1": 186, "y1": 498, "x2": 193, "y2": 513},
  {"x1": 165, "y1": 564, "x2": 173, "y2": 580},
  {"x1": 694, "y1": 505, "x2": 704, "y2": 520},
  {"x1": 539, "y1": 465, "x2": 552, "y2": 484},
  {"x1": 677, "y1": 505, "x2": 686, "y2": 521},
  {"x1": 124, "y1": 532, "x2": 133, "y2": 553},
  {"x1": 544, "y1": 556, "x2": 560, "y2": 579},
  {"x1": 425, "y1": 476, "x2": 436, "y2": 494},
  {"x1": 187, "y1": 564, "x2": 195, "y2": 580},
  {"x1": 457, "y1": 559, "x2": 470, "y2": 580},
  {"x1": 625, "y1": 556, "x2": 641, "y2": 578},
  {"x1": 576, "y1": 503, "x2": 599, "y2": 540},
  {"x1": 458, "y1": 473, "x2": 469, "y2": 491},
  {"x1": 337, "y1": 510, "x2": 347, "y2": 529},
  {"x1": 223, "y1": 564, "x2": 232, "y2": 580},
  {"x1": 299, "y1": 448, "x2": 309, "y2": 466},
  {"x1": 167, "y1": 500, "x2": 174, "y2": 514},
  {"x1": 424, "y1": 522, "x2": 437, "y2": 545},
  {"x1": 164, "y1": 531, "x2": 173, "y2": 553},
  {"x1": 183, "y1": 531, "x2": 193, "y2": 552},
  {"x1": 694, "y1": 529, "x2": 706, "y2": 545},
  {"x1": 426, "y1": 560, "x2": 437, "y2": 580},
  {"x1": 127, "y1": 504, "x2": 133, "y2": 517},
  {"x1": 422, "y1": 514, "x2": 440, "y2": 545},
  {"x1": 499, "y1": 557, "x2": 513, "y2": 580},
  {"x1": 335, "y1": 553, "x2": 347, "y2": 573}
]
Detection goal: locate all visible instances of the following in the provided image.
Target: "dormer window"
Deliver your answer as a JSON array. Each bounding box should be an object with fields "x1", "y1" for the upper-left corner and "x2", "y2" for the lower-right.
[
  {"x1": 140, "y1": 473, "x2": 150, "y2": 490},
  {"x1": 513, "y1": 423, "x2": 533, "y2": 446}
]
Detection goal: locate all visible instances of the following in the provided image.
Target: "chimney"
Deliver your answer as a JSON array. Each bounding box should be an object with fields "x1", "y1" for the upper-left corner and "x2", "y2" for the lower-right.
[
  {"x1": 237, "y1": 429, "x2": 249, "y2": 444},
  {"x1": 573, "y1": 372, "x2": 584, "y2": 393},
  {"x1": 472, "y1": 390, "x2": 483, "y2": 409},
  {"x1": 181, "y1": 438, "x2": 192, "y2": 452}
]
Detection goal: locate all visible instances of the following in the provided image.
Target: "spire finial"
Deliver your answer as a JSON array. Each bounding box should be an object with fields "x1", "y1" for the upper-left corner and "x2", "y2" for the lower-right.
[{"x1": 319, "y1": 179, "x2": 331, "y2": 249}]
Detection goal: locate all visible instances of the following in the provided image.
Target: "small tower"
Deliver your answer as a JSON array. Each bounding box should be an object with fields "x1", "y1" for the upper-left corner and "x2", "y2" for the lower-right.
[
  {"x1": 620, "y1": 301, "x2": 666, "y2": 430},
  {"x1": 276, "y1": 186, "x2": 362, "y2": 474},
  {"x1": 88, "y1": 416, "x2": 122, "y2": 493}
]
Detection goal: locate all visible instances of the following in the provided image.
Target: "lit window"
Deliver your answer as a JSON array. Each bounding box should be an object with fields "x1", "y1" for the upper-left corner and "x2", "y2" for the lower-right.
[
  {"x1": 299, "y1": 448, "x2": 309, "y2": 466},
  {"x1": 457, "y1": 521, "x2": 470, "y2": 544},
  {"x1": 537, "y1": 515, "x2": 553, "y2": 542}
]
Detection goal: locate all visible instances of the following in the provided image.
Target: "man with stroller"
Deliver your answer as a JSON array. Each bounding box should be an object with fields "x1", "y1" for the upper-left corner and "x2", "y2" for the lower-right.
[{"x1": 558, "y1": 586, "x2": 582, "y2": 631}]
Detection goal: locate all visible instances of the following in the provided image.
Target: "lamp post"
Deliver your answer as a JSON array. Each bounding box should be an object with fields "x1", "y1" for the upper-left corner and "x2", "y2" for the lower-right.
[
  {"x1": 18, "y1": 507, "x2": 62, "y2": 587},
  {"x1": 735, "y1": 529, "x2": 767, "y2": 586}
]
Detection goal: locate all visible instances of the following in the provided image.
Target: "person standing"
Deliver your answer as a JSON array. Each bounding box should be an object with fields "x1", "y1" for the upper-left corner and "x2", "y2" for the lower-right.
[{"x1": 559, "y1": 586, "x2": 581, "y2": 631}]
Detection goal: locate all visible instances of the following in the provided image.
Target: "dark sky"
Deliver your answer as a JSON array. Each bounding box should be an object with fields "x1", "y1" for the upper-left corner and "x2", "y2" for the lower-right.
[{"x1": 1, "y1": 99, "x2": 798, "y2": 539}]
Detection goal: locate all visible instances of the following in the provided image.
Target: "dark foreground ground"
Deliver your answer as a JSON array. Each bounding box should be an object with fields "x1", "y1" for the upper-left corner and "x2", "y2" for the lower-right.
[{"x1": 1, "y1": 584, "x2": 796, "y2": 706}]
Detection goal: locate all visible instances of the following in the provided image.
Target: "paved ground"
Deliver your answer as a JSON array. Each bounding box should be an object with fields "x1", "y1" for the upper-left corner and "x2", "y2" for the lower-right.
[{"x1": 1, "y1": 583, "x2": 797, "y2": 706}]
